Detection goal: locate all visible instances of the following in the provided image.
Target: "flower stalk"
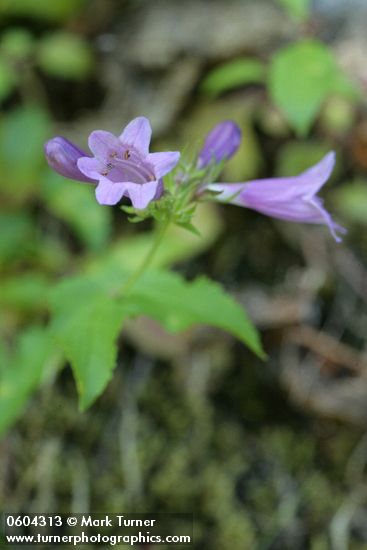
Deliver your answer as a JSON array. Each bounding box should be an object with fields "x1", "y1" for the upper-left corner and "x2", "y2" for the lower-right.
[{"x1": 120, "y1": 215, "x2": 172, "y2": 295}]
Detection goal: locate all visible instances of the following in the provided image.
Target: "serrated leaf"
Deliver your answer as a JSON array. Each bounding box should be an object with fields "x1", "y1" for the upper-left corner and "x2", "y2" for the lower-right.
[
  {"x1": 49, "y1": 266, "x2": 263, "y2": 409},
  {"x1": 0, "y1": 326, "x2": 56, "y2": 436},
  {"x1": 51, "y1": 295, "x2": 133, "y2": 410},
  {"x1": 201, "y1": 58, "x2": 265, "y2": 97},
  {"x1": 128, "y1": 270, "x2": 264, "y2": 358},
  {"x1": 269, "y1": 40, "x2": 348, "y2": 136}
]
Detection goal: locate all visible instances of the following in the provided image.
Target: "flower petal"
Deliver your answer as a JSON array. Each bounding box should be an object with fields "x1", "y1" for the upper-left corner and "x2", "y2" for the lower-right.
[
  {"x1": 154, "y1": 178, "x2": 164, "y2": 200},
  {"x1": 208, "y1": 152, "x2": 337, "y2": 206},
  {"x1": 299, "y1": 151, "x2": 336, "y2": 195},
  {"x1": 95, "y1": 177, "x2": 127, "y2": 205},
  {"x1": 77, "y1": 157, "x2": 104, "y2": 180},
  {"x1": 146, "y1": 151, "x2": 180, "y2": 178},
  {"x1": 306, "y1": 196, "x2": 347, "y2": 242},
  {"x1": 88, "y1": 130, "x2": 123, "y2": 161},
  {"x1": 119, "y1": 117, "x2": 152, "y2": 155},
  {"x1": 44, "y1": 137, "x2": 94, "y2": 183},
  {"x1": 125, "y1": 180, "x2": 160, "y2": 209}
]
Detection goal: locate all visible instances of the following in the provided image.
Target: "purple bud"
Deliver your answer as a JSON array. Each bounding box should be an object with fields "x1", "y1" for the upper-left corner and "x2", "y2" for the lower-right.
[
  {"x1": 44, "y1": 137, "x2": 94, "y2": 183},
  {"x1": 197, "y1": 120, "x2": 242, "y2": 168}
]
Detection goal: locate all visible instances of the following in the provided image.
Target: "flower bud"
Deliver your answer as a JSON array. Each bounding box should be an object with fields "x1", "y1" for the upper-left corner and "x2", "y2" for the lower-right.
[
  {"x1": 197, "y1": 120, "x2": 241, "y2": 168},
  {"x1": 44, "y1": 137, "x2": 94, "y2": 183}
]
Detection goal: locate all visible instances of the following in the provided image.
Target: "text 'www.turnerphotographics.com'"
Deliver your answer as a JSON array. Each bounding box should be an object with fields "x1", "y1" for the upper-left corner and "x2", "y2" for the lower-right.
[{"x1": 1, "y1": 513, "x2": 193, "y2": 546}]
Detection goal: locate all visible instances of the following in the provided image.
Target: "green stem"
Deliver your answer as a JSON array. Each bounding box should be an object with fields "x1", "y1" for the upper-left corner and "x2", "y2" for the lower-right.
[{"x1": 120, "y1": 217, "x2": 171, "y2": 294}]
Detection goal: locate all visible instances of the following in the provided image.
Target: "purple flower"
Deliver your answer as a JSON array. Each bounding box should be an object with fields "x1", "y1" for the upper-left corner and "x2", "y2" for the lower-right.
[
  {"x1": 197, "y1": 120, "x2": 241, "y2": 168},
  {"x1": 44, "y1": 137, "x2": 94, "y2": 183},
  {"x1": 45, "y1": 117, "x2": 180, "y2": 210},
  {"x1": 206, "y1": 152, "x2": 345, "y2": 242}
]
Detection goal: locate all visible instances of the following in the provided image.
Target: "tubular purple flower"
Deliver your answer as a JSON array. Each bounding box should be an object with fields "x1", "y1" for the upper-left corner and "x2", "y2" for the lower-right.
[
  {"x1": 197, "y1": 120, "x2": 242, "y2": 168},
  {"x1": 44, "y1": 137, "x2": 94, "y2": 183},
  {"x1": 206, "y1": 152, "x2": 346, "y2": 242},
  {"x1": 45, "y1": 117, "x2": 180, "y2": 210}
]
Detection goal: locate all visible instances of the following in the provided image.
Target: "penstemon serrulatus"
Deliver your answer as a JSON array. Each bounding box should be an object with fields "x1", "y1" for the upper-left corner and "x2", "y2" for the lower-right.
[{"x1": 44, "y1": 117, "x2": 344, "y2": 409}]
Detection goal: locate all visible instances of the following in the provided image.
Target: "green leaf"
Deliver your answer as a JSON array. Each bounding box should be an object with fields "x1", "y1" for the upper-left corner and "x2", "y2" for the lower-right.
[
  {"x1": 128, "y1": 270, "x2": 264, "y2": 359},
  {"x1": 0, "y1": 56, "x2": 17, "y2": 101},
  {"x1": 269, "y1": 40, "x2": 346, "y2": 136},
  {"x1": 42, "y1": 172, "x2": 112, "y2": 251},
  {"x1": 51, "y1": 295, "x2": 133, "y2": 410},
  {"x1": 201, "y1": 58, "x2": 266, "y2": 97},
  {"x1": 0, "y1": 326, "x2": 56, "y2": 436},
  {"x1": 175, "y1": 221, "x2": 201, "y2": 236},
  {"x1": 278, "y1": 0, "x2": 310, "y2": 21},
  {"x1": 49, "y1": 262, "x2": 264, "y2": 409},
  {"x1": 37, "y1": 32, "x2": 94, "y2": 80},
  {"x1": 50, "y1": 277, "x2": 102, "y2": 316}
]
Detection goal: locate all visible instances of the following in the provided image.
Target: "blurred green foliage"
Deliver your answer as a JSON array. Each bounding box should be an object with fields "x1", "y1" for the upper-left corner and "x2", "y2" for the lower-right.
[
  {"x1": 88, "y1": 203, "x2": 223, "y2": 274},
  {"x1": 201, "y1": 36, "x2": 359, "y2": 137},
  {"x1": 0, "y1": 211, "x2": 34, "y2": 263},
  {"x1": 0, "y1": 28, "x2": 35, "y2": 59},
  {"x1": 0, "y1": 0, "x2": 87, "y2": 22},
  {"x1": 42, "y1": 173, "x2": 112, "y2": 251},
  {"x1": 0, "y1": 325, "x2": 58, "y2": 436},
  {"x1": 0, "y1": 17, "x2": 94, "y2": 104},
  {"x1": 333, "y1": 179, "x2": 367, "y2": 225},
  {"x1": 0, "y1": 56, "x2": 16, "y2": 100},
  {"x1": 37, "y1": 32, "x2": 94, "y2": 80},
  {"x1": 200, "y1": 58, "x2": 266, "y2": 98},
  {"x1": 0, "y1": 105, "x2": 50, "y2": 197},
  {"x1": 277, "y1": 0, "x2": 311, "y2": 21},
  {"x1": 275, "y1": 140, "x2": 333, "y2": 176}
]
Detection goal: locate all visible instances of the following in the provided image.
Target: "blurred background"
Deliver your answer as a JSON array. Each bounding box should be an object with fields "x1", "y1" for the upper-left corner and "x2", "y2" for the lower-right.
[{"x1": 1, "y1": 0, "x2": 367, "y2": 548}]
